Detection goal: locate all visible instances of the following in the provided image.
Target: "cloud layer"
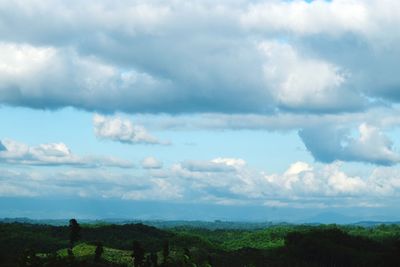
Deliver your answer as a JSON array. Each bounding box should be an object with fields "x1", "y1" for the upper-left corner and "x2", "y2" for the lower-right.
[
  {"x1": 94, "y1": 110, "x2": 400, "y2": 165},
  {"x1": 1, "y1": 0, "x2": 400, "y2": 114},
  {"x1": 2, "y1": 157, "x2": 400, "y2": 209},
  {"x1": 0, "y1": 139, "x2": 133, "y2": 168}
]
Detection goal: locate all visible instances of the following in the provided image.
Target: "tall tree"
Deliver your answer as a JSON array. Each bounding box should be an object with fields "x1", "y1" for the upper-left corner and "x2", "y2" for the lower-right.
[
  {"x1": 162, "y1": 240, "x2": 170, "y2": 265},
  {"x1": 68, "y1": 219, "x2": 81, "y2": 252},
  {"x1": 132, "y1": 241, "x2": 145, "y2": 267},
  {"x1": 150, "y1": 252, "x2": 158, "y2": 267},
  {"x1": 144, "y1": 254, "x2": 152, "y2": 267},
  {"x1": 94, "y1": 242, "x2": 104, "y2": 262}
]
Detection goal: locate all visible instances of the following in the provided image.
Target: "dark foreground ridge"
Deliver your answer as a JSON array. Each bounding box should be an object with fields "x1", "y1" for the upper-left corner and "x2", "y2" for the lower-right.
[{"x1": 1, "y1": 220, "x2": 400, "y2": 267}]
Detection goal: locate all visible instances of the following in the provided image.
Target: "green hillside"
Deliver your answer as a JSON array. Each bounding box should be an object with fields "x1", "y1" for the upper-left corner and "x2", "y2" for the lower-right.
[{"x1": 2, "y1": 221, "x2": 400, "y2": 267}]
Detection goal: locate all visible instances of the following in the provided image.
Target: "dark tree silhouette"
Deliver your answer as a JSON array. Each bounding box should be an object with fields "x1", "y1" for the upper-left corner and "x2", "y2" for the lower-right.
[
  {"x1": 162, "y1": 240, "x2": 170, "y2": 265},
  {"x1": 132, "y1": 240, "x2": 145, "y2": 267},
  {"x1": 68, "y1": 219, "x2": 81, "y2": 253},
  {"x1": 207, "y1": 255, "x2": 213, "y2": 267},
  {"x1": 150, "y1": 252, "x2": 158, "y2": 267},
  {"x1": 94, "y1": 242, "x2": 104, "y2": 262},
  {"x1": 144, "y1": 254, "x2": 152, "y2": 267},
  {"x1": 183, "y1": 247, "x2": 191, "y2": 266}
]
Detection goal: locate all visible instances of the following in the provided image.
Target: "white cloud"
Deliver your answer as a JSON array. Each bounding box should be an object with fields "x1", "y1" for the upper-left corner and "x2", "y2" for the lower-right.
[
  {"x1": 141, "y1": 156, "x2": 163, "y2": 169},
  {"x1": 93, "y1": 114, "x2": 168, "y2": 145},
  {"x1": 0, "y1": 42, "x2": 169, "y2": 112},
  {"x1": 240, "y1": 0, "x2": 400, "y2": 48},
  {"x1": 0, "y1": 0, "x2": 172, "y2": 36},
  {"x1": 346, "y1": 123, "x2": 400, "y2": 164},
  {"x1": 284, "y1": 161, "x2": 312, "y2": 176},
  {"x1": 259, "y1": 40, "x2": 364, "y2": 112},
  {"x1": 172, "y1": 159, "x2": 370, "y2": 200},
  {"x1": 0, "y1": 139, "x2": 133, "y2": 168},
  {"x1": 241, "y1": 0, "x2": 370, "y2": 36},
  {"x1": 326, "y1": 166, "x2": 366, "y2": 195},
  {"x1": 261, "y1": 162, "x2": 370, "y2": 197}
]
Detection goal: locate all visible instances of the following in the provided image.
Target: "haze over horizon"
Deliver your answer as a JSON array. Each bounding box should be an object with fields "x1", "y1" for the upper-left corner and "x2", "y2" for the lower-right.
[{"x1": 1, "y1": 0, "x2": 400, "y2": 223}]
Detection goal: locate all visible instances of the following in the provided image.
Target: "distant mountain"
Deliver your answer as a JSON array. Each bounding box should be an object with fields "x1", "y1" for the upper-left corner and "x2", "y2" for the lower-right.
[
  {"x1": 0, "y1": 217, "x2": 277, "y2": 229},
  {"x1": 0, "y1": 217, "x2": 114, "y2": 226},
  {"x1": 302, "y1": 212, "x2": 357, "y2": 224},
  {"x1": 352, "y1": 221, "x2": 400, "y2": 227},
  {"x1": 3, "y1": 217, "x2": 400, "y2": 228},
  {"x1": 0, "y1": 217, "x2": 68, "y2": 226}
]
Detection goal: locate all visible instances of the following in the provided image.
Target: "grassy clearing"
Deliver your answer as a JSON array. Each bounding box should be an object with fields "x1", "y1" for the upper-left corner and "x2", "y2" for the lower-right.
[{"x1": 58, "y1": 243, "x2": 133, "y2": 266}]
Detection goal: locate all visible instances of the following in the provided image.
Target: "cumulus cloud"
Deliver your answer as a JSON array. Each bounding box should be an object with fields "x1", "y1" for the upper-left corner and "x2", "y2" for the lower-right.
[
  {"x1": 261, "y1": 162, "x2": 367, "y2": 197},
  {"x1": 299, "y1": 123, "x2": 400, "y2": 165},
  {"x1": 0, "y1": 43, "x2": 169, "y2": 112},
  {"x1": 141, "y1": 157, "x2": 163, "y2": 169},
  {"x1": 169, "y1": 159, "x2": 369, "y2": 200},
  {"x1": 3, "y1": 158, "x2": 400, "y2": 209},
  {"x1": 240, "y1": 0, "x2": 370, "y2": 36},
  {"x1": 93, "y1": 114, "x2": 168, "y2": 145},
  {"x1": 0, "y1": 139, "x2": 133, "y2": 168}
]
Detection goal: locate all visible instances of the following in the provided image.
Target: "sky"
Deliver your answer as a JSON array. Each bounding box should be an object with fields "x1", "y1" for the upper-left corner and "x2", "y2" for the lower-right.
[{"x1": 1, "y1": 0, "x2": 400, "y2": 222}]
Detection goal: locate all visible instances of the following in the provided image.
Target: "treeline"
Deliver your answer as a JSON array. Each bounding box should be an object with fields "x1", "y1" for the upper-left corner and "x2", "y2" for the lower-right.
[{"x1": 1, "y1": 221, "x2": 400, "y2": 266}]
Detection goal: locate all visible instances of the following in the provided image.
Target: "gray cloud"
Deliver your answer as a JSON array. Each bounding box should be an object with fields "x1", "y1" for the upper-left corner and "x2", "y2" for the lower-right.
[
  {"x1": 0, "y1": 141, "x2": 6, "y2": 152},
  {"x1": 181, "y1": 160, "x2": 237, "y2": 173},
  {"x1": 2, "y1": 0, "x2": 400, "y2": 114},
  {"x1": 299, "y1": 123, "x2": 400, "y2": 166}
]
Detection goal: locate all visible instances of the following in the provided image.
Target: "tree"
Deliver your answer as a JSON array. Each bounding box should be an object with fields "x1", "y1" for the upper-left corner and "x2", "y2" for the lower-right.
[
  {"x1": 183, "y1": 248, "x2": 191, "y2": 266},
  {"x1": 150, "y1": 252, "x2": 158, "y2": 267},
  {"x1": 144, "y1": 255, "x2": 152, "y2": 267},
  {"x1": 132, "y1": 241, "x2": 145, "y2": 267},
  {"x1": 162, "y1": 240, "x2": 170, "y2": 265},
  {"x1": 94, "y1": 242, "x2": 104, "y2": 262},
  {"x1": 68, "y1": 219, "x2": 81, "y2": 252}
]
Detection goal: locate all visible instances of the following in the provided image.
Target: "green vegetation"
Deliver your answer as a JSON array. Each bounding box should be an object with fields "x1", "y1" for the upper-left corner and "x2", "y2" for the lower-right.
[
  {"x1": 1, "y1": 221, "x2": 400, "y2": 266},
  {"x1": 57, "y1": 243, "x2": 132, "y2": 265}
]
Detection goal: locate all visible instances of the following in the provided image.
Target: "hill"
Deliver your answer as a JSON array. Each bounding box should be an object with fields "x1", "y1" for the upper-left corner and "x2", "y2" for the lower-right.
[{"x1": 2, "y1": 221, "x2": 400, "y2": 266}]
